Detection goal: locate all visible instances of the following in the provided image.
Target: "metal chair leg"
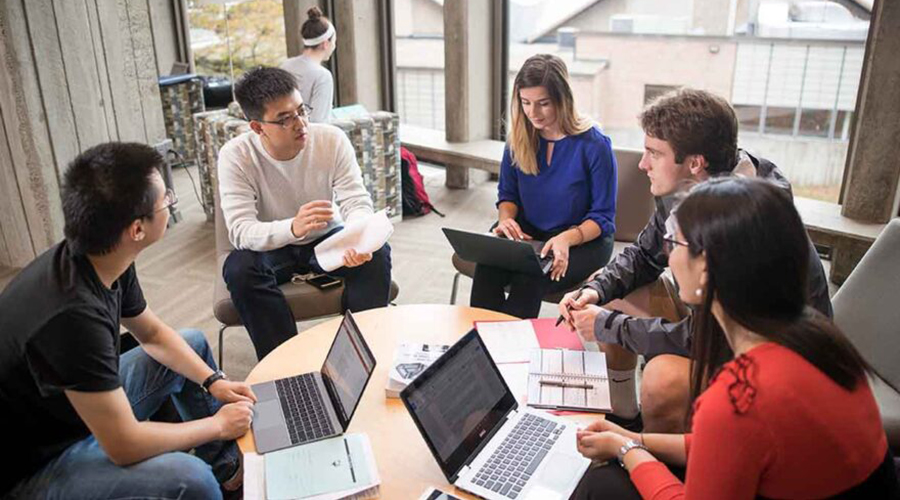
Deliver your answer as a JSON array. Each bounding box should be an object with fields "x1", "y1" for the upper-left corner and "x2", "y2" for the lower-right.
[
  {"x1": 450, "y1": 272, "x2": 462, "y2": 305},
  {"x1": 218, "y1": 324, "x2": 227, "y2": 369}
]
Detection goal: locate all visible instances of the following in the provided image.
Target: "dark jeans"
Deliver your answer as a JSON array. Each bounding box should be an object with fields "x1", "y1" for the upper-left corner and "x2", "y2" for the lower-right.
[
  {"x1": 223, "y1": 227, "x2": 393, "y2": 360},
  {"x1": 470, "y1": 219, "x2": 615, "y2": 319},
  {"x1": 6, "y1": 329, "x2": 236, "y2": 500}
]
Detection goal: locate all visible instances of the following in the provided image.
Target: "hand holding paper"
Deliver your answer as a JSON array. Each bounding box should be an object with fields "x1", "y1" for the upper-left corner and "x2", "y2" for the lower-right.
[{"x1": 315, "y1": 210, "x2": 394, "y2": 272}]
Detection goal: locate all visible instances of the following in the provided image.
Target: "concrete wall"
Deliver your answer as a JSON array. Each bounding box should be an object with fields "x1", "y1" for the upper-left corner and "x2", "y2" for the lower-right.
[
  {"x1": 562, "y1": 0, "x2": 688, "y2": 34},
  {"x1": 740, "y1": 133, "x2": 848, "y2": 186},
  {"x1": 149, "y1": 0, "x2": 182, "y2": 75},
  {"x1": 394, "y1": 0, "x2": 443, "y2": 37},
  {"x1": 0, "y1": 0, "x2": 167, "y2": 267},
  {"x1": 577, "y1": 33, "x2": 737, "y2": 129}
]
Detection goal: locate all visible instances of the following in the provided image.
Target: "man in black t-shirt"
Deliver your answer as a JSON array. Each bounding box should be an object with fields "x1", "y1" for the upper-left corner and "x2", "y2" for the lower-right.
[{"x1": 0, "y1": 143, "x2": 257, "y2": 499}]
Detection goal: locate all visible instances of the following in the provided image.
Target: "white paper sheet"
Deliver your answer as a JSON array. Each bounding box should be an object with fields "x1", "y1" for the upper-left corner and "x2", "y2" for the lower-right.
[
  {"x1": 314, "y1": 210, "x2": 394, "y2": 272},
  {"x1": 475, "y1": 320, "x2": 540, "y2": 364},
  {"x1": 244, "y1": 452, "x2": 266, "y2": 500},
  {"x1": 498, "y1": 362, "x2": 530, "y2": 404},
  {"x1": 243, "y1": 433, "x2": 381, "y2": 500}
]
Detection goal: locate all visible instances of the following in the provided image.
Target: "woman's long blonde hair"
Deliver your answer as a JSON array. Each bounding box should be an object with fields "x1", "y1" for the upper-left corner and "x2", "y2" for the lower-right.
[{"x1": 508, "y1": 54, "x2": 592, "y2": 175}]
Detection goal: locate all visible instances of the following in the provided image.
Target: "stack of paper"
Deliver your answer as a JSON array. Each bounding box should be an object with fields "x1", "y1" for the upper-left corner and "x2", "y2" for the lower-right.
[
  {"x1": 473, "y1": 320, "x2": 541, "y2": 364},
  {"x1": 244, "y1": 433, "x2": 380, "y2": 500}
]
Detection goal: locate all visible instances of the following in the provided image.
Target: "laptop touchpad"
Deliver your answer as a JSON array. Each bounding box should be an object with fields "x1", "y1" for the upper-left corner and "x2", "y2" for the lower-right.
[
  {"x1": 254, "y1": 400, "x2": 285, "y2": 429},
  {"x1": 531, "y1": 452, "x2": 583, "y2": 495}
]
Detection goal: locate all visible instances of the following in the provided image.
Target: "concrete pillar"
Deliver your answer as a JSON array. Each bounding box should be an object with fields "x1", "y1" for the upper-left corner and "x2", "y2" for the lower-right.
[
  {"x1": 332, "y1": 0, "x2": 385, "y2": 111},
  {"x1": 443, "y1": 0, "x2": 493, "y2": 188},
  {"x1": 842, "y1": 0, "x2": 900, "y2": 223}
]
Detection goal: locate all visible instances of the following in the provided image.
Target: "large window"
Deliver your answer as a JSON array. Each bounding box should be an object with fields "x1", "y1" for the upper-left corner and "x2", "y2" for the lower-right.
[
  {"x1": 393, "y1": 0, "x2": 445, "y2": 130},
  {"x1": 188, "y1": 0, "x2": 287, "y2": 78},
  {"x1": 501, "y1": 0, "x2": 870, "y2": 203}
]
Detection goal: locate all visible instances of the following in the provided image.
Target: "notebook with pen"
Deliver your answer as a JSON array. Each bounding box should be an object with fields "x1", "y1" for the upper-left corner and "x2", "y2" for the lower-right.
[{"x1": 526, "y1": 349, "x2": 611, "y2": 413}]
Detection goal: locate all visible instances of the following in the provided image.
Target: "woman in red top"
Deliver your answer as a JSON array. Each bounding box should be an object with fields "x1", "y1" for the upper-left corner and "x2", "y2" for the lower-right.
[{"x1": 572, "y1": 177, "x2": 897, "y2": 499}]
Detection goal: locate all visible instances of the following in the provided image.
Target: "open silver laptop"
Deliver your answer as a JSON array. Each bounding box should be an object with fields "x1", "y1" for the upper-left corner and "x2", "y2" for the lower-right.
[
  {"x1": 251, "y1": 312, "x2": 376, "y2": 454},
  {"x1": 401, "y1": 329, "x2": 589, "y2": 500}
]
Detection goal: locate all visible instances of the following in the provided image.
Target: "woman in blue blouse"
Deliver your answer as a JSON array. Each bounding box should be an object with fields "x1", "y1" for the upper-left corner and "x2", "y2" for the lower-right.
[{"x1": 470, "y1": 54, "x2": 617, "y2": 318}]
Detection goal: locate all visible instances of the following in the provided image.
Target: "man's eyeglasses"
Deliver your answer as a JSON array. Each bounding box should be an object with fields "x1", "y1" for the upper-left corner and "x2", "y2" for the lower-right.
[
  {"x1": 662, "y1": 232, "x2": 690, "y2": 255},
  {"x1": 258, "y1": 104, "x2": 314, "y2": 129},
  {"x1": 142, "y1": 188, "x2": 177, "y2": 218}
]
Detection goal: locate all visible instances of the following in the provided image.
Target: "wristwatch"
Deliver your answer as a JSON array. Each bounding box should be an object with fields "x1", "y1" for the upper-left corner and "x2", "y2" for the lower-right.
[
  {"x1": 202, "y1": 370, "x2": 227, "y2": 393},
  {"x1": 617, "y1": 439, "x2": 649, "y2": 467}
]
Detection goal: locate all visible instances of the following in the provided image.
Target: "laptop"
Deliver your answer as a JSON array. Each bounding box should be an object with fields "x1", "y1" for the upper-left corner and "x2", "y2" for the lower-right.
[
  {"x1": 442, "y1": 228, "x2": 554, "y2": 276},
  {"x1": 251, "y1": 312, "x2": 376, "y2": 454},
  {"x1": 401, "y1": 329, "x2": 589, "y2": 500}
]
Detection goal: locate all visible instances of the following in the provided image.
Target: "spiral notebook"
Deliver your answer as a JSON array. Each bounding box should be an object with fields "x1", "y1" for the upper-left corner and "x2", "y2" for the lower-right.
[{"x1": 526, "y1": 349, "x2": 611, "y2": 413}]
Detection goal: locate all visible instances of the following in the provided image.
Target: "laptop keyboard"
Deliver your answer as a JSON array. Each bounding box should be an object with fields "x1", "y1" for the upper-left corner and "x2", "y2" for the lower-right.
[
  {"x1": 275, "y1": 374, "x2": 336, "y2": 445},
  {"x1": 471, "y1": 413, "x2": 562, "y2": 498}
]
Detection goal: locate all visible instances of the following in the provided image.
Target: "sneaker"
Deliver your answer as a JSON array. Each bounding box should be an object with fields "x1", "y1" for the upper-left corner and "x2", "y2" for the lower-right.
[{"x1": 605, "y1": 412, "x2": 643, "y2": 433}]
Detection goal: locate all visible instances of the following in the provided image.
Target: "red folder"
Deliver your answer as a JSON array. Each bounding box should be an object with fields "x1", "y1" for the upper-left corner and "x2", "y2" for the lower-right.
[
  {"x1": 474, "y1": 318, "x2": 583, "y2": 351},
  {"x1": 531, "y1": 318, "x2": 583, "y2": 350}
]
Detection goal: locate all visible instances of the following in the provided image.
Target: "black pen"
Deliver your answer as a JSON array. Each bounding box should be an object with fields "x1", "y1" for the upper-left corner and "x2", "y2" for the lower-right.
[{"x1": 555, "y1": 289, "x2": 583, "y2": 327}]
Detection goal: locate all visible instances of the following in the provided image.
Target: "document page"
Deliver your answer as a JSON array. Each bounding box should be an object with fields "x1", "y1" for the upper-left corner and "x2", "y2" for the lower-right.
[
  {"x1": 474, "y1": 320, "x2": 540, "y2": 364},
  {"x1": 266, "y1": 435, "x2": 374, "y2": 500},
  {"x1": 315, "y1": 210, "x2": 394, "y2": 272}
]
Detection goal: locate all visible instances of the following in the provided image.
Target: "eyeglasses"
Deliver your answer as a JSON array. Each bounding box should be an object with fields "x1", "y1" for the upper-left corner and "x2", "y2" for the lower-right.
[
  {"x1": 141, "y1": 188, "x2": 177, "y2": 218},
  {"x1": 258, "y1": 104, "x2": 314, "y2": 129},
  {"x1": 662, "y1": 231, "x2": 690, "y2": 255}
]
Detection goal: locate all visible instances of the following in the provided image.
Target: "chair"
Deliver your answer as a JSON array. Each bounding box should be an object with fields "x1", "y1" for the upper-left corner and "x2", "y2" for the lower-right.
[
  {"x1": 449, "y1": 148, "x2": 653, "y2": 305},
  {"x1": 831, "y1": 218, "x2": 900, "y2": 450},
  {"x1": 212, "y1": 188, "x2": 399, "y2": 368}
]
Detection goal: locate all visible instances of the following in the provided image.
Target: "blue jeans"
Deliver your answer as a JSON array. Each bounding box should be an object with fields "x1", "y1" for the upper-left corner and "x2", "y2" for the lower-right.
[
  {"x1": 224, "y1": 227, "x2": 393, "y2": 360},
  {"x1": 6, "y1": 329, "x2": 238, "y2": 500}
]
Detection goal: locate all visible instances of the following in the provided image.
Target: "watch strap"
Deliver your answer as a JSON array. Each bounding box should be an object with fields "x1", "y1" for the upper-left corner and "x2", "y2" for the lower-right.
[
  {"x1": 617, "y1": 439, "x2": 649, "y2": 466},
  {"x1": 202, "y1": 370, "x2": 227, "y2": 393}
]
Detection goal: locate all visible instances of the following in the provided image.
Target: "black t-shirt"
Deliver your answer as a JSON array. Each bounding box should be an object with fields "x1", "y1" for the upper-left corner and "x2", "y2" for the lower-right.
[{"x1": 0, "y1": 241, "x2": 146, "y2": 494}]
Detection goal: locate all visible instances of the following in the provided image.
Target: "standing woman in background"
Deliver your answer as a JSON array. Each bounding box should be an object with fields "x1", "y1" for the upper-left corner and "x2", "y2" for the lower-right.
[
  {"x1": 281, "y1": 7, "x2": 336, "y2": 123},
  {"x1": 469, "y1": 54, "x2": 617, "y2": 319}
]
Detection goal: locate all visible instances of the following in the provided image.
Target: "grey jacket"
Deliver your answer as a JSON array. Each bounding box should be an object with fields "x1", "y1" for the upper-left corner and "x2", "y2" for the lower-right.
[{"x1": 583, "y1": 150, "x2": 833, "y2": 358}]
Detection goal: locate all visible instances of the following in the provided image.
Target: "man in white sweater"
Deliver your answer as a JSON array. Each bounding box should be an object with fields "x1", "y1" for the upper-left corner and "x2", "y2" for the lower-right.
[{"x1": 218, "y1": 67, "x2": 392, "y2": 360}]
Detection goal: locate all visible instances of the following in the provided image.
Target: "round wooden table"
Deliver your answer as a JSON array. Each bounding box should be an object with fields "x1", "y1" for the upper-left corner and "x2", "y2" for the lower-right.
[{"x1": 237, "y1": 304, "x2": 597, "y2": 499}]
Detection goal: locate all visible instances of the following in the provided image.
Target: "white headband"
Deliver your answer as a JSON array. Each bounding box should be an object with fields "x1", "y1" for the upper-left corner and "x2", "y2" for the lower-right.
[{"x1": 303, "y1": 23, "x2": 335, "y2": 47}]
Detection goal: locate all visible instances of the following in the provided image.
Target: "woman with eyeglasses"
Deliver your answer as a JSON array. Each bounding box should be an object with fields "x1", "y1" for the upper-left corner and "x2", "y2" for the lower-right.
[
  {"x1": 571, "y1": 177, "x2": 896, "y2": 499},
  {"x1": 469, "y1": 54, "x2": 617, "y2": 319},
  {"x1": 281, "y1": 7, "x2": 336, "y2": 123}
]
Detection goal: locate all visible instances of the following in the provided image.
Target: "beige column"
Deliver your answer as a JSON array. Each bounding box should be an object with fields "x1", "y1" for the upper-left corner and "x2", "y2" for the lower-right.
[
  {"x1": 443, "y1": 0, "x2": 494, "y2": 188},
  {"x1": 842, "y1": 0, "x2": 900, "y2": 223}
]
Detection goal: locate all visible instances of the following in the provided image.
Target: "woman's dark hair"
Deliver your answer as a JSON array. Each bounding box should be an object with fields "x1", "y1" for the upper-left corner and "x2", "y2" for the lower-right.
[
  {"x1": 677, "y1": 178, "x2": 871, "y2": 410},
  {"x1": 62, "y1": 142, "x2": 163, "y2": 255},
  {"x1": 234, "y1": 66, "x2": 299, "y2": 121},
  {"x1": 301, "y1": 7, "x2": 332, "y2": 44}
]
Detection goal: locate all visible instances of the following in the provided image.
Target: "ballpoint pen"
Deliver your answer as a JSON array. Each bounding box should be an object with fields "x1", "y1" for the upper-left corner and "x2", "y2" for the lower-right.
[
  {"x1": 539, "y1": 380, "x2": 593, "y2": 390},
  {"x1": 555, "y1": 289, "x2": 583, "y2": 327}
]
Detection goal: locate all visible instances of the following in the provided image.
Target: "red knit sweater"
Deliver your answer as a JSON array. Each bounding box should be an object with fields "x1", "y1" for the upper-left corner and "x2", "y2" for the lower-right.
[{"x1": 630, "y1": 342, "x2": 887, "y2": 500}]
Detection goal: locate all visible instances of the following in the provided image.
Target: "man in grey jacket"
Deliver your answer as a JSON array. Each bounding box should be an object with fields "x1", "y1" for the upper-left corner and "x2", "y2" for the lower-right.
[{"x1": 558, "y1": 88, "x2": 832, "y2": 433}]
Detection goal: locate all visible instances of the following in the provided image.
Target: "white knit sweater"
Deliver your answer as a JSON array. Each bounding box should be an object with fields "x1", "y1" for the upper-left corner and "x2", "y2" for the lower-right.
[{"x1": 217, "y1": 124, "x2": 373, "y2": 251}]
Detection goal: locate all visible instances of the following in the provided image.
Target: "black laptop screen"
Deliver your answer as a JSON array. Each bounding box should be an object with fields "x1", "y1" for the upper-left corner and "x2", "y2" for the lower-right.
[
  {"x1": 402, "y1": 329, "x2": 516, "y2": 481},
  {"x1": 321, "y1": 313, "x2": 376, "y2": 428}
]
